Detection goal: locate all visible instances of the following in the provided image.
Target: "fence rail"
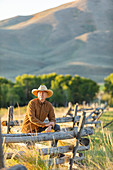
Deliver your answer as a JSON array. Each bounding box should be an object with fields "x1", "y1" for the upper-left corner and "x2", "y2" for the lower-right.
[{"x1": 3, "y1": 127, "x2": 93, "y2": 143}]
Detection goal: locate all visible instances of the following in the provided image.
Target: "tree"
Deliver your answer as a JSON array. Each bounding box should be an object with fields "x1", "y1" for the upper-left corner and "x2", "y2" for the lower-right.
[
  {"x1": 0, "y1": 77, "x2": 14, "y2": 108},
  {"x1": 6, "y1": 86, "x2": 20, "y2": 106},
  {"x1": 79, "y1": 78, "x2": 99, "y2": 103},
  {"x1": 104, "y1": 73, "x2": 113, "y2": 97},
  {"x1": 68, "y1": 75, "x2": 82, "y2": 104},
  {"x1": 50, "y1": 74, "x2": 72, "y2": 106},
  {"x1": 15, "y1": 74, "x2": 41, "y2": 103},
  {"x1": 0, "y1": 77, "x2": 13, "y2": 85},
  {"x1": 41, "y1": 73, "x2": 57, "y2": 88},
  {"x1": 0, "y1": 84, "x2": 9, "y2": 108}
]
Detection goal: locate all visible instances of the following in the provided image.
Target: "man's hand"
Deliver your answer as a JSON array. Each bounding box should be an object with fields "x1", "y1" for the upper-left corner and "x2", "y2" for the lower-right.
[
  {"x1": 45, "y1": 122, "x2": 51, "y2": 127},
  {"x1": 45, "y1": 122, "x2": 55, "y2": 128},
  {"x1": 45, "y1": 126, "x2": 52, "y2": 132},
  {"x1": 50, "y1": 122, "x2": 55, "y2": 128}
]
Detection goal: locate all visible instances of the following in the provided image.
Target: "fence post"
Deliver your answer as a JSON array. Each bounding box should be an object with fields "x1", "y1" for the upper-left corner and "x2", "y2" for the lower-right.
[
  {"x1": 83, "y1": 101, "x2": 86, "y2": 111},
  {"x1": 70, "y1": 111, "x2": 86, "y2": 170},
  {"x1": 7, "y1": 106, "x2": 14, "y2": 134},
  {"x1": 0, "y1": 117, "x2": 5, "y2": 168},
  {"x1": 73, "y1": 103, "x2": 78, "y2": 128}
]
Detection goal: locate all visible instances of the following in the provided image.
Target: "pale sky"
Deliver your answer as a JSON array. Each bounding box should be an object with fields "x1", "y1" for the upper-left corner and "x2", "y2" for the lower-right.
[{"x1": 0, "y1": 0, "x2": 75, "y2": 21}]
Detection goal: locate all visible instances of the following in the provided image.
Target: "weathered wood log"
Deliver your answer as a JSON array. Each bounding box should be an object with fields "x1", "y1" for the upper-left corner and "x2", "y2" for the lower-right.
[
  {"x1": 64, "y1": 102, "x2": 74, "y2": 117},
  {"x1": 2, "y1": 119, "x2": 100, "y2": 128},
  {"x1": 85, "y1": 120, "x2": 101, "y2": 125},
  {"x1": 5, "y1": 145, "x2": 89, "y2": 159},
  {"x1": 3, "y1": 127, "x2": 93, "y2": 143},
  {"x1": 8, "y1": 154, "x2": 84, "y2": 166},
  {"x1": 48, "y1": 154, "x2": 85, "y2": 165},
  {"x1": 86, "y1": 111, "x2": 95, "y2": 120},
  {"x1": 2, "y1": 116, "x2": 81, "y2": 126},
  {"x1": 95, "y1": 110, "x2": 103, "y2": 121},
  {"x1": 48, "y1": 156, "x2": 70, "y2": 165},
  {"x1": 73, "y1": 104, "x2": 78, "y2": 128},
  {"x1": 0, "y1": 118, "x2": 5, "y2": 169},
  {"x1": 79, "y1": 138, "x2": 89, "y2": 146},
  {"x1": 78, "y1": 108, "x2": 93, "y2": 112},
  {"x1": 37, "y1": 145, "x2": 89, "y2": 155},
  {"x1": 2, "y1": 120, "x2": 23, "y2": 126},
  {"x1": 2, "y1": 127, "x2": 72, "y2": 137},
  {"x1": 7, "y1": 106, "x2": 13, "y2": 134},
  {"x1": 4, "y1": 164, "x2": 27, "y2": 170},
  {"x1": 85, "y1": 106, "x2": 106, "y2": 121}
]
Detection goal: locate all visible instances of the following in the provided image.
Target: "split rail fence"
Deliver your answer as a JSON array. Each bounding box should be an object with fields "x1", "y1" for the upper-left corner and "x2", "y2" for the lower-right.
[{"x1": 1, "y1": 103, "x2": 106, "y2": 169}]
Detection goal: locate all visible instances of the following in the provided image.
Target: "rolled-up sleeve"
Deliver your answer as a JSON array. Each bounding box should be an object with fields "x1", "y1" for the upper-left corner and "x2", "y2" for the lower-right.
[{"x1": 27, "y1": 101, "x2": 46, "y2": 127}]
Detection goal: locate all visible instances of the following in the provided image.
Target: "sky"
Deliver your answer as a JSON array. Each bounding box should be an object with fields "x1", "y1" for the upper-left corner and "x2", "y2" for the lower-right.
[{"x1": 0, "y1": 0, "x2": 75, "y2": 21}]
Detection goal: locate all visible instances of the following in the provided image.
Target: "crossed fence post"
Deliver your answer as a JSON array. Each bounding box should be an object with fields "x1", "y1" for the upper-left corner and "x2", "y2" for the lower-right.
[{"x1": 70, "y1": 108, "x2": 86, "y2": 170}]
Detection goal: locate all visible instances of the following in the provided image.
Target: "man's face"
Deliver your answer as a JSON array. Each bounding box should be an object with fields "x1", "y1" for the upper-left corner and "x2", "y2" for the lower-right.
[{"x1": 38, "y1": 91, "x2": 48, "y2": 102}]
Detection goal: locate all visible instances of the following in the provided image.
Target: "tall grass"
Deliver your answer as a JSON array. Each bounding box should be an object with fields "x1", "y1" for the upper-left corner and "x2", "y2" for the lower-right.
[
  {"x1": 5, "y1": 145, "x2": 51, "y2": 170},
  {"x1": 82, "y1": 126, "x2": 113, "y2": 170}
]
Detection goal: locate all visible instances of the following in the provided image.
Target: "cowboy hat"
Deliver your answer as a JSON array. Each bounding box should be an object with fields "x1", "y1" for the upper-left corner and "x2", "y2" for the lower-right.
[{"x1": 32, "y1": 85, "x2": 53, "y2": 98}]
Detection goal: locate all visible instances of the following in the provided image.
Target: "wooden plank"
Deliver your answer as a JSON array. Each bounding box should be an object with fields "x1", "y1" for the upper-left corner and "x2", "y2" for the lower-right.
[
  {"x1": 95, "y1": 110, "x2": 103, "y2": 121},
  {"x1": 2, "y1": 127, "x2": 72, "y2": 137},
  {"x1": 2, "y1": 116, "x2": 81, "y2": 127},
  {"x1": 85, "y1": 111, "x2": 95, "y2": 120},
  {"x1": 7, "y1": 106, "x2": 14, "y2": 134},
  {"x1": 48, "y1": 154, "x2": 85, "y2": 165},
  {"x1": 73, "y1": 104, "x2": 78, "y2": 128},
  {"x1": 3, "y1": 127, "x2": 93, "y2": 143},
  {"x1": 2, "y1": 118, "x2": 100, "y2": 128},
  {"x1": 6, "y1": 164, "x2": 27, "y2": 170},
  {"x1": 38, "y1": 145, "x2": 89, "y2": 156},
  {"x1": 6, "y1": 153, "x2": 84, "y2": 166},
  {"x1": 6, "y1": 145, "x2": 89, "y2": 159},
  {"x1": 0, "y1": 118, "x2": 5, "y2": 168},
  {"x1": 64, "y1": 102, "x2": 74, "y2": 117},
  {"x1": 85, "y1": 120, "x2": 101, "y2": 124},
  {"x1": 9, "y1": 106, "x2": 14, "y2": 121},
  {"x1": 77, "y1": 108, "x2": 93, "y2": 112},
  {"x1": 48, "y1": 156, "x2": 70, "y2": 165},
  {"x1": 7, "y1": 107, "x2": 10, "y2": 134}
]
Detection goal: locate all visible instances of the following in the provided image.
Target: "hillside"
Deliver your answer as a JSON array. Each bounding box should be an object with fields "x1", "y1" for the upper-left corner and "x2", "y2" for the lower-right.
[{"x1": 0, "y1": 0, "x2": 113, "y2": 83}]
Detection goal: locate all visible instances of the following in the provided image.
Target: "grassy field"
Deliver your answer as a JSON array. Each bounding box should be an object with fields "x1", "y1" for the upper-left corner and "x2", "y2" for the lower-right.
[{"x1": 0, "y1": 106, "x2": 113, "y2": 169}]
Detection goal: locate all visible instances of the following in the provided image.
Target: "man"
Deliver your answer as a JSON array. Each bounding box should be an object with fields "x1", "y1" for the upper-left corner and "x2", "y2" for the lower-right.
[{"x1": 21, "y1": 85, "x2": 60, "y2": 147}]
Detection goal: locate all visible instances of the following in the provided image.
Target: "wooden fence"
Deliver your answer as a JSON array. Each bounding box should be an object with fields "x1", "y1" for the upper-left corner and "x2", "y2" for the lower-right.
[{"x1": 1, "y1": 103, "x2": 106, "y2": 169}]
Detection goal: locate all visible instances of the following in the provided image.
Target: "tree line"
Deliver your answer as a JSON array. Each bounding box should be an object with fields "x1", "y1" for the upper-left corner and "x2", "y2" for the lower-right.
[
  {"x1": 0, "y1": 73, "x2": 99, "y2": 108},
  {"x1": 104, "y1": 73, "x2": 113, "y2": 106}
]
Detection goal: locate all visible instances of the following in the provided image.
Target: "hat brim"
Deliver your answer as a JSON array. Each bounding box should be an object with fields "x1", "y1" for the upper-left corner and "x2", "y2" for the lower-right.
[{"x1": 32, "y1": 89, "x2": 53, "y2": 98}]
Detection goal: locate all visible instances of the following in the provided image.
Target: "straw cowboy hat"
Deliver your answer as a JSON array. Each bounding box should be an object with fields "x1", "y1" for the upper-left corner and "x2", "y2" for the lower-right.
[{"x1": 32, "y1": 85, "x2": 53, "y2": 98}]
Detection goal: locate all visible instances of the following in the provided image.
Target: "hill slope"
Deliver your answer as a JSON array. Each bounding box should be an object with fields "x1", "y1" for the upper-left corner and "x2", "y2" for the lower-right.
[{"x1": 0, "y1": 0, "x2": 113, "y2": 83}]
